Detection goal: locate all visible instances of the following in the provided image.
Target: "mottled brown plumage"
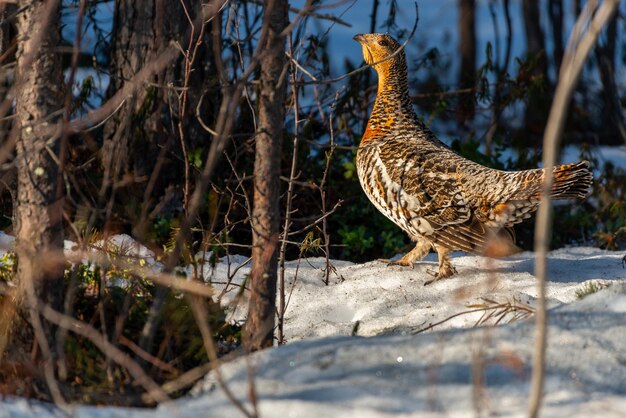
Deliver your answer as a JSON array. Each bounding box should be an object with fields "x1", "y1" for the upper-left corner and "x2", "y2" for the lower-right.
[{"x1": 354, "y1": 33, "x2": 593, "y2": 284}]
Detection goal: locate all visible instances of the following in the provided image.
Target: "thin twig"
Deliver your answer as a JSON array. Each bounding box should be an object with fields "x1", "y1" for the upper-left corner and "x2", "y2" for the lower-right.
[
  {"x1": 414, "y1": 298, "x2": 534, "y2": 335},
  {"x1": 285, "y1": 51, "x2": 318, "y2": 81},
  {"x1": 118, "y1": 334, "x2": 180, "y2": 375},
  {"x1": 286, "y1": 199, "x2": 343, "y2": 236},
  {"x1": 319, "y1": 92, "x2": 340, "y2": 285},
  {"x1": 278, "y1": 35, "x2": 301, "y2": 345},
  {"x1": 142, "y1": 362, "x2": 213, "y2": 403},
  {"x1": 187, "y1": 296, "x2": 255, "y2": 418},
  {"x1": 176, "y1": 0, "x2": 207, "y2": 211}
]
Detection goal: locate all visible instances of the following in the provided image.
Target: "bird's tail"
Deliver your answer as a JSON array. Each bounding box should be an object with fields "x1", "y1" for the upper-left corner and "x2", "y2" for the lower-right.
[
  {"x1": 545, "y1": 160, "x2": 593, "y2": 200},
  {"x1": 488, "y1": 161, "x2": 592, "y2": 230}
]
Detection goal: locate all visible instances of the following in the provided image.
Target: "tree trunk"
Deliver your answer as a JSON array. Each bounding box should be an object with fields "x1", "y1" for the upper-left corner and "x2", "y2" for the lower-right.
[
  {"x1": 0, "y1": 0, "x2": 17, "y2": 367},
  {"x1": 104, "y1": 0, "x2": 219, "y2": 357},
  {"x1": 0, "y1": 3, "x2": 17, "y2": 146},
  {"x1": 457, "y1": 0, "x2": 476, "y2": 124},
  {"x1": 13, "y1": 0, "x2": 64, "y2": 348},
  {"x1": 594, "y1": 13, "x2": 626, "y2": 144},
  {"x1": 244, "y1": 0, "x2": 289, "y2": 352},
  {"x1": 102, "y1": 0, "x2": 217, "y2": 234},
  {"x1": 548, "y1": 0, "x2": 564, "y2": 70},
  {"x1": 485, "y1": 0, "x2": 512, "y2": 155},
  {"x1": 522, "y1": 0, "x2": 549, "y2": 146},
  {"x1": 0, "y1": 3, "x2": 17, "y2": 207},
  {"x1": 522, "y1": 1, "x2": 547, "y2": 72}
]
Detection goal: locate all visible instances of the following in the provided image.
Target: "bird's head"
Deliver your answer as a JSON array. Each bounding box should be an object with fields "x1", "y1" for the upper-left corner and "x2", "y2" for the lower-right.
[{"x1": 353, "y1": 33, "x2": 403, "y2": 68}]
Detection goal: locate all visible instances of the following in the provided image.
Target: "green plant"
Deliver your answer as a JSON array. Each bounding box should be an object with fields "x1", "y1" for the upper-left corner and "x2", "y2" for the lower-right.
[
  {"x1": 575, "y1": 281, "x2": 610, "y2": 300},
  {"x1": 592, "y1": 163, "x2": 626, "y2": 250},
  {"x1": 338, "y1": 225, "x2": 375, "y2": 258},
  {"x1": 39, "y1": 234, "x2": 242, "y2": 405},
  {"x1": 0, "y1": 252, "x2": 16, "y2": 282},
  {"x1": 299, "y1": 231, "x2": 322, "y2": 256}
]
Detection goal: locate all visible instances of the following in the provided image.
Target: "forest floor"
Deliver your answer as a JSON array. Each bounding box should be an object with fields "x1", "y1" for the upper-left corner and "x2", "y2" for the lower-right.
[{"x1": 2, "y1": 235, "x2": 626, "y2": 417}]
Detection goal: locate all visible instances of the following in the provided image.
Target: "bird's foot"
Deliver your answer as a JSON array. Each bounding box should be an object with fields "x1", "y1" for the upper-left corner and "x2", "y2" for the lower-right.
[
  {"x1": 377, "y1": 257, "x2": 415, "y2": 269},
  {"x1": 424, "y1": 265, "x2": 458, "y2": 286},
  {"x1": 388, "y1": 257, "x2": 415, "y2": 269}
]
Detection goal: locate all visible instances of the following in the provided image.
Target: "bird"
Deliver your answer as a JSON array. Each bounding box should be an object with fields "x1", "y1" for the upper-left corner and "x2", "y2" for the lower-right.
[{"x1": 353, "y1": 33, "x2": 593, "y2": 285}]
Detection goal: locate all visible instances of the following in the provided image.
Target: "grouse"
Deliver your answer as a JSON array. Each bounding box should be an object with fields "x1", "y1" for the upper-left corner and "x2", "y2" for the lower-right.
[{"x1": 353, "y1": 33, "x2": 593, "y2": 284}]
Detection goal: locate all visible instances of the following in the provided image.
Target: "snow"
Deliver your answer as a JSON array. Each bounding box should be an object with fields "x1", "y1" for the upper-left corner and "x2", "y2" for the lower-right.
[
  {"x1": 187, "y1": 282, "x2": 626, "y2": 417},
  {"x1": 1, "y1": 235, "x2": 626, "y2": 417},
  {"x1": 205, "y1": 248, "x2": 626, "y2": 340},
  {"x1": 0, "y1": 232, "x2": 15, "y2": 254},
  {"x1": 92, "y1": 234, "x2": 160, "y2": 267}
]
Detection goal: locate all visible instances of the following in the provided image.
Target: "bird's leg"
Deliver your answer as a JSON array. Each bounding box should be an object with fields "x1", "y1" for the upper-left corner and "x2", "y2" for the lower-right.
[
  {"x1": 425, "y1": 245, "x2": 458, "y2": 285},
  {"x1": 384, "y1": 240, "x2": 431, "y2": 268}
]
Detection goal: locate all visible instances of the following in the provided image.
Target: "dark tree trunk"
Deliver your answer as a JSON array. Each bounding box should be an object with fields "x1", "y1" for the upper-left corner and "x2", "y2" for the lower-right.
[
  {"x1": 364, "y1": 0, "x2": 379, "y2": 91},
  {"x1": 457, "y1": 0, "x2": 476, "y2": 124},
  {"x1": 0, "y1": 3, "x2": 17, "y2": 145},
  {"x1": 0, "y1": 3, "x2": 16, "y2": 67},
  {"x1": 522, "y1": 1, "x2": 547, "y2": 73},
  {"x1": 0, "y1": 3, "x2": 17, "y2": 207},
  {"x1": 0, "y1": 1, "x2": 18, "y2": 364},
  {"x1": 244, "y1": 0, "x2": 289, "y2": 352},
  {"x1": 522, "y1": 0, "x2": 549, "y2": 146},
  {"x1": 485, "y1": 0, "x2": 512, "y2": 155},
  {"x1": 548, "y1": 0, "x2": 564, "y2": 70},
  {"x1": 104, "y1": 0, "x2": 219, "y2": 358},
  {"x1": 13, "y1": 0, "x2": 64, "y2": 345},
  {"x1": 0, "y1": 3, "x2": 15, "y2": 68},
  {"x1": 594, "y1": 14, "x2": 626, "y2": 144},
  {"x1": 369, "y1": 0, "x2": 379, "y2": 34},
  {"x1": 102, "y1": 0, "x2": 217, "y2": 234}
]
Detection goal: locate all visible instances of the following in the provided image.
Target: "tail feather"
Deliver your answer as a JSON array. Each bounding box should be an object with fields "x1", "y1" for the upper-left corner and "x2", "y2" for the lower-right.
[
  {"x1": 497, "y1": 161, "x2": 592, "y2": 228},
  {"x1": 547, "y1": 160, "x2": 593, "y2": 200}
]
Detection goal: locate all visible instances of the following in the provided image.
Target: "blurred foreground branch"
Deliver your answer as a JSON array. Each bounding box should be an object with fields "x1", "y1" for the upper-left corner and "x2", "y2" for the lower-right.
[{"x1": 530, "y1": 1, "x2": 619, "y2": 417}]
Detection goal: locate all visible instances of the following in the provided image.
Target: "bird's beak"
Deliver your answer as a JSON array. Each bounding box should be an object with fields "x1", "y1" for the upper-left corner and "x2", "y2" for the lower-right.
[
  {"x1": 353, "y1": 34, "x2": 366, "y2": 44},
  {"x1": 354, "y1": 34, "x2": 374, "y2": 65}
]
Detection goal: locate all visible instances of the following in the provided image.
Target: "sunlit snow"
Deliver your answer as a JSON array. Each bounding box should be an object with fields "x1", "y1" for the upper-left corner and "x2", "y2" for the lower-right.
[{"x1": 1, "y1": 233, "x2": 625, "y2": 417}]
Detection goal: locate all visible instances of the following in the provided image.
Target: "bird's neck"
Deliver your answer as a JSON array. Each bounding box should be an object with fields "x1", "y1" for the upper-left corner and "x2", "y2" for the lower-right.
[{"x1": 366, "y1": 57, "x2": 419, "y2": 134}]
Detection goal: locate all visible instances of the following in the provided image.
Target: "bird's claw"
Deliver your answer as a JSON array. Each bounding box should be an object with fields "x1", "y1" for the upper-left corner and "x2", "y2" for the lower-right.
[
  {"x1": 388, "y1": 259, "x2": 415, "y2": 269},
  {"x1": 424, "y1": 268, "x2": 440, "y2": 285},
  {"x1": 377, "y1": 258, "x2": 415, "y2": 269},
  {"x1": 423, "y1": 266, "x2": 457, "y2": 286}
]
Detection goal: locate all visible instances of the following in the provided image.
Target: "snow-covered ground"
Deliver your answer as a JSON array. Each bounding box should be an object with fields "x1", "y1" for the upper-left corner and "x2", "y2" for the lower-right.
[{"x1": 1, "y1": 233, "x2": 626, "y2": 417}]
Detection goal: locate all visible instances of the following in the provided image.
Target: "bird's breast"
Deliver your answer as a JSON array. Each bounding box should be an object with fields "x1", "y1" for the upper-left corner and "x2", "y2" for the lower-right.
[{"x1": 356, "y1": 145, "x2": 434, "y2": 238}]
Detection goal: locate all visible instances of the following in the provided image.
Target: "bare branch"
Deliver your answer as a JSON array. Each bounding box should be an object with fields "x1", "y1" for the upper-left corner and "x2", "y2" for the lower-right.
[
  {"x1": 38, "y1": 302, "x2": 171, "y2": 404},
  {"x1": 299, "y1": 2, "x2": 420, "y2": 85},
  {"x1": 188, "y1": 296, "x2": 255, "y2": 418},
  {"x1": 248, "y1": 0, "x2": 352, "y2": 27}
]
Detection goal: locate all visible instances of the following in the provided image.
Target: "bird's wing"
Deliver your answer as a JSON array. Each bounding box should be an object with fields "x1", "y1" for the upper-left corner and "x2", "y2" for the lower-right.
[{"x1": 376, "y1": 140, "x2": 513, "y2": 254}]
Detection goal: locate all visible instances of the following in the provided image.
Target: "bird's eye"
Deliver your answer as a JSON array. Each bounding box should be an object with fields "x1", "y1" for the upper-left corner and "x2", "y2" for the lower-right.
[{"x1": 377, "y1": 38, "x2": 389, "y2": 47}]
